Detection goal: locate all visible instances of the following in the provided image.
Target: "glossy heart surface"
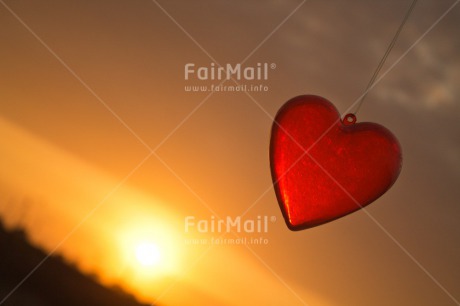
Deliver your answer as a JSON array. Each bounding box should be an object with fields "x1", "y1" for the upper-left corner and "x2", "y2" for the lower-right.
[{"x1": 270, "y1": 95, "x2": 402, "y2": 230}]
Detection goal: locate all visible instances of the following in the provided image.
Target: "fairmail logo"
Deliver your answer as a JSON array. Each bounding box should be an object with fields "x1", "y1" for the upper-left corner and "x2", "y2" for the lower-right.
[
  {"x1": 184, "y1": 63, "x2": 276, "y2": 81},
  {"x1": 184, "y1": 215, "x2": 276, "y2": 233}
]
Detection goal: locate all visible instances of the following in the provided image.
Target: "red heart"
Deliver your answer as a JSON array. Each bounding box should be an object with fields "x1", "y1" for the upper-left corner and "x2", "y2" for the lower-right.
[{"x1": 270, "y1": 95, "x2": 402, "y2": 230}]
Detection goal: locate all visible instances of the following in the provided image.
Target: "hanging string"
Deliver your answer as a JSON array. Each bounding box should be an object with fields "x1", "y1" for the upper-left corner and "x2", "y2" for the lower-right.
[{"x1": 353, "y1": 0, "x2": 418, "y2": 114}]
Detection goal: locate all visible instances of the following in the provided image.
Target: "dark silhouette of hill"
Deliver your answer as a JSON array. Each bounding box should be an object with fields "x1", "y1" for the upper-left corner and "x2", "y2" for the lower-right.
[{"x1": 0, "y1": 221, "x2": 151, "y2": 306}]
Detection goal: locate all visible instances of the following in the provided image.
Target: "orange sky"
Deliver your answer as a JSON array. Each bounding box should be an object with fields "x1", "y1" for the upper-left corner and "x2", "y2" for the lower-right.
[{"x1": 1, "y1": 0, "x2": 459, "y2": 305}]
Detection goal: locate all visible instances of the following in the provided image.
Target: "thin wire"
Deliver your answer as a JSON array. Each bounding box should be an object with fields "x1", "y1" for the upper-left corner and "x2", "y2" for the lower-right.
[{"x1": 354, "y1": 0, "x2": 418, "y2": 114}]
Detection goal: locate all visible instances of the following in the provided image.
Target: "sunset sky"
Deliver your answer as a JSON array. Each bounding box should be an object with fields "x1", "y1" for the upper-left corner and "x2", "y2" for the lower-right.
[{"x1": 1, "y1": 0, "x2": 459, "y2": 305}]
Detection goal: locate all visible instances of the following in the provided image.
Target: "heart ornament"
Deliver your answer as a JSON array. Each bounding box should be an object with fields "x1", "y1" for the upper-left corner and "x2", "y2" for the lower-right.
[{"x1": 270, "y1": 95, "x2": 402, "y2": 230}]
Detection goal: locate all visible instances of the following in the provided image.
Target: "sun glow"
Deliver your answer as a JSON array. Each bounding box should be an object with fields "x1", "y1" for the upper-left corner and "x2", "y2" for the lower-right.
[
  {"x1": 135, "y1": 241, "x2": 162, "y2": 267},
  {"x1": 117, "y1": 217, "x2": 182, "y2": 281}
]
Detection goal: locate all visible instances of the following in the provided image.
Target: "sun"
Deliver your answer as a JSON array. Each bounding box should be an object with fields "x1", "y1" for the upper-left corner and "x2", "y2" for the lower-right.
[
  {"x1": 117, "y1": 218, "x2": 182, "y2": 281},
  {"x1": 135, "y1": 242, "x2": 162, "y2": 267}
]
